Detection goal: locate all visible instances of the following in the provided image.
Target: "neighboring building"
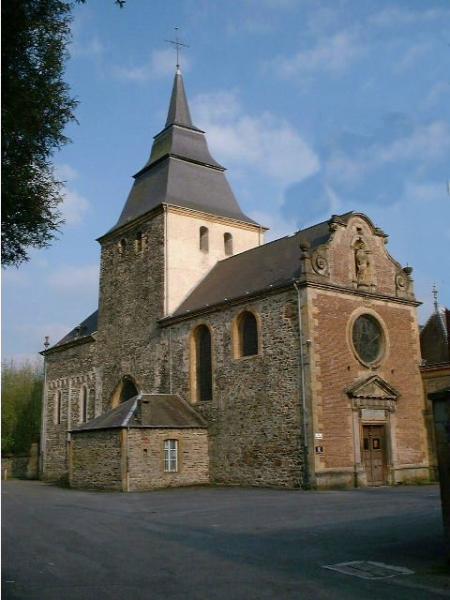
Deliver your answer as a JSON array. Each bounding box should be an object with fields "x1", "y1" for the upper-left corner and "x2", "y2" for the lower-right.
[
  {"x1": 41, "y1": 68, "x2": 431, "y2": 491},
  {"x1": 420, "y1": 297, "x2": 450, "y2": 480},
  {"x1": 428, "y1": 387, "x2": 450, "y2": 562}
]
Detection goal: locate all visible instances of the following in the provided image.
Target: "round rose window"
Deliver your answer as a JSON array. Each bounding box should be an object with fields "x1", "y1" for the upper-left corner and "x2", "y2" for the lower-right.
[{"x1": 352, "y1": 314, "x2": 384, "y2": 364}]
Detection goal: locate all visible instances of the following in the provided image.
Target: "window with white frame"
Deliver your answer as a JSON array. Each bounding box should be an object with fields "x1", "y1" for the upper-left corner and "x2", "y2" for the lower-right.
[{"x1": 164, "y1": 439, "x2": 178, "y2": 473}]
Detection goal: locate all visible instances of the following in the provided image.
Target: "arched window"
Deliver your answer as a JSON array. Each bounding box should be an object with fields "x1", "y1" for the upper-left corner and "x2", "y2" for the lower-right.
[
  {"x1": 236, "y1": 311, "x2": 259, "y2": 357},
  {"x1": 80, "y1": 387, "x2": 88, "y2": 423},
  {"x1": 110, "y1": 376, "x2": 139, "y2": 408},
  {"x1": 118, "y1": 238, "x2": 126, "y2": 255},
  {"x1": 135, "y1": 232, "x2": 143, "y2": 253},
  {"x1": 199, "y1": 226, "x2": 209, "y2": 252},
  {"x1": 224, "y1": 232, "x2": 233, "y2": 256},
  {"x1": 54, "y1": 390, "x2": 62, "y2": 425},
  {"x1": 192, "y1": 325, "x2": 212, "y2": 402}
]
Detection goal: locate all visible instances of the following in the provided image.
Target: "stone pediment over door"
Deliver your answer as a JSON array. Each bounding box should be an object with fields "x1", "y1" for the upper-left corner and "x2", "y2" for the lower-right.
[{"x1": 346, "y1": 375, "x2": 400, "y2": 412}]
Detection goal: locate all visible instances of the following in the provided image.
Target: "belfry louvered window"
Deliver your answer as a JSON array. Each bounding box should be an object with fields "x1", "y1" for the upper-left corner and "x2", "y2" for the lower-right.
[
  {"x1": 195, "y1": 325, "x2": 212, "y2": 402},
  {"x1": 199, "y1": 226, "x2": 209, "y2": 252},
  {"x1": 224, "y1": 232, "x2": 233, "y2": 255},
  {"x1": 238, "y1": 311, "x2": 258, "y2": 357}
]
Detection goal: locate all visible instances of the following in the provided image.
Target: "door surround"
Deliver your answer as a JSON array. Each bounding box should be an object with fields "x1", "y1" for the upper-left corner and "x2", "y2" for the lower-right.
[{"x1": 346, "y1": 375, "x2": 399, "y2": 487}]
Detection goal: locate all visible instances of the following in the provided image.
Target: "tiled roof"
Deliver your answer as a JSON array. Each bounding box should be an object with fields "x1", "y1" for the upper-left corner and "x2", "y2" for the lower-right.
[
  {"x1": 72, "y1": 394, "x2": 207, "y2": 432},
  {"x1": 168, "y1": 213, "x2": 353, "y2": 318}
]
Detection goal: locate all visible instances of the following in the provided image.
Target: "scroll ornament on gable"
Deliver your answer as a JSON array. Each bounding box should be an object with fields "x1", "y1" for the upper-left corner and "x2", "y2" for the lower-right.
[{"x1": 395, "y1": 265, "x2": 414, "y2": 299}]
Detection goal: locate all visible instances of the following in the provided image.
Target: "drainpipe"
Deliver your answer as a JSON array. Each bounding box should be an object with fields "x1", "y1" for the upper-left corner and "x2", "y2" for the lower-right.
[
  {"x1": 168, "y1": 328, "x2": 173, "y2": 394},
  {"x1": 40, "y1": 356, "x2": 48, "y2": 478},
  {"x1": 294, "y1": 281, "x2": 310, "y2": 488},
  {"x1": 163, "y1": 204, "x2": 169, "y2": 316}
]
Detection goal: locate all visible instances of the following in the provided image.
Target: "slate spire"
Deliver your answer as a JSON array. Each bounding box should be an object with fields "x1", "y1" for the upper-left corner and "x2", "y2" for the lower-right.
[
  {"x1": 102, "y1": 67, "x2": 259, "y2": 237},
  {"x1": 165, "y1": 68, "x2": 195, "y2": 129}
]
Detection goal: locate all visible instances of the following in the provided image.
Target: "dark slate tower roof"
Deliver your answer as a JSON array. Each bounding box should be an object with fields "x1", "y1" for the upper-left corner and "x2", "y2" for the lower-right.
[{"x1": 104, "y1": 69, "x2": 258, "y2": 237}]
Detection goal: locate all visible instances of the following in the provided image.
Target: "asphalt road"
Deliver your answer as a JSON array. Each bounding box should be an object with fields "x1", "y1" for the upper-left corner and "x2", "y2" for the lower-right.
[{"x1": 2, "y1": 481, "x2": 449, "y2": 599}]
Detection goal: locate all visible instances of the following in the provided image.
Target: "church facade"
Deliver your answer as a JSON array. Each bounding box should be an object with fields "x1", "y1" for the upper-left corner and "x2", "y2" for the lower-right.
[{"x1": 41, "y1": 69, "x2": 431, "y2": 491}]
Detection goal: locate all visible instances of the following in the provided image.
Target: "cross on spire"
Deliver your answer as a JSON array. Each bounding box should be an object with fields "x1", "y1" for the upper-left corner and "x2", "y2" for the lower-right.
[
  {"x1": 165, "y1": 27, "x2": 189, "y2": 73},
  {"x1": 432, "y1": 283, "x2": 439, "y2": 313}
]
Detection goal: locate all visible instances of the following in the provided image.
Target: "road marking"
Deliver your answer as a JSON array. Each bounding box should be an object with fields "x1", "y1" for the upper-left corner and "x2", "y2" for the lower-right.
[{"x1": 323, "y1": 560, "x2": 414, "y2": 580}]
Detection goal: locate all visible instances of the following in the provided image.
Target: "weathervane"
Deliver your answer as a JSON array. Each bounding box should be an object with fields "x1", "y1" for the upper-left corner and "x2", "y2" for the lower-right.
[
  {"x1": 432, "y1": 283, "x2": 439, "y2": 313},
  {"x1": 165, "y1": 27, "x2": 189, "y2": 72}
]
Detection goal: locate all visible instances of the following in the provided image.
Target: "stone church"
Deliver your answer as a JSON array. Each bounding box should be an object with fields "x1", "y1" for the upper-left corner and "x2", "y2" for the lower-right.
[{"x1": 41, "y1": 68, "x2": 431, "y2": 491}]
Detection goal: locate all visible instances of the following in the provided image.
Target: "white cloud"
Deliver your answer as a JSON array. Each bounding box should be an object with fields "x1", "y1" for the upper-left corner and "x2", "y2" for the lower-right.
[
  {"x1": 2, "y1": 269, "x2": 30, "y2": 287},
  {"x1": 55, "y1": 163, "x2": 78, "y2": 182},
  {"x1": 71, "y1": 34, "x2": 105, "y2": 60},
  {"x1": 47, "y1": 264, "x2": 99, "y2": 293},
  {"x1": 378, "y1": 121, "x2": 450, "y2": 164},
  {"x1": 423, "y1": 81, "x2": 450, "y2": 109},
  {"x1": 60, "y1": 188, "x2": 90, "y2": 226},
  {"x1": 249, "y1": 210, "x2": 296, "y2": 241},
  {"x1": 404, "y1": 180, "x2": 448, "y2": 205},
  {"x1": 114, "y1": 48, "x2": 191, "y2": 83},
  {"x1": 370, "y1": 7, "x2": 450, "y2": 27},
  {"x1": 192, "y1": 91, "x2": 319, "y2": 185},
  {"x1": 395, "y1": 42, "x2": 431, "y2": 71},
  {"x1": 269, "y1": 32, "x2": 363, "y2": 78},
  {"x1": 326, "y1": 121, "x2": 450, "y2": 185}
]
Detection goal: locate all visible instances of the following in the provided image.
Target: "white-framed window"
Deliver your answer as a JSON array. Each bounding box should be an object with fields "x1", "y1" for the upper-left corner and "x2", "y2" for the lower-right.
[{"x1": 164, "y1": 439, "x2": 178, "y2": 473}]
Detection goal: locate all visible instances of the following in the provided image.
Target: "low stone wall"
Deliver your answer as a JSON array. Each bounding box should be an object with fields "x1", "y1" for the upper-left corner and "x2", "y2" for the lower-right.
[
  {"x1": 70, "y1": 429, "x2": 123, "y2": 490},
  {"x1": 2, "y1": 443, "x2": 39, "y2": 480},
  {"x1": 127, "y1": 428, "x2": 209, "y2": 491}
]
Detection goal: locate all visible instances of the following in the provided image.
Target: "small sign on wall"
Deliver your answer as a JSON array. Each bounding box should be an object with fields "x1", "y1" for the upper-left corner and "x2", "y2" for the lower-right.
[
  {"x1": 361, "y1": 409, "x2": 385, "y2": 421},
  {"x1": 315, "y1": 432, "x2": 323, "y2": 440}
]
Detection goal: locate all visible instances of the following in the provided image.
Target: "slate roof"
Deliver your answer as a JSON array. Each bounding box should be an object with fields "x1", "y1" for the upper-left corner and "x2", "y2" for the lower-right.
[
  {"x1": 103, "y1": 69, "x2": 258, "y2": 236},
  {"x1": 420, "y1": 307, "x2": 450, "y2": 366},
  {"x1": 168, "y1": 213, "x2": 353, "y2": 319},
  {"x1": 72, "y1": 394, "x2": 207, "y2": 432},
  {"x1": 48, "y1": 310, "x2": 98, "y2": 351}
]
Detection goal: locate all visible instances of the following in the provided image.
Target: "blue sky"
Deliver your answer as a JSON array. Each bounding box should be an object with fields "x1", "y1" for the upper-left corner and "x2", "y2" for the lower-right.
[{"x1": 3, "y1": 0, "x2": 450, "y2": 363}]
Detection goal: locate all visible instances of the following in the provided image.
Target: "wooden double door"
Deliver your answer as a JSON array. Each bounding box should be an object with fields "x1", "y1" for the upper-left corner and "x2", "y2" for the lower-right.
[{"x1": 362, "y1": 424, "x2": 387, "y2": 486}]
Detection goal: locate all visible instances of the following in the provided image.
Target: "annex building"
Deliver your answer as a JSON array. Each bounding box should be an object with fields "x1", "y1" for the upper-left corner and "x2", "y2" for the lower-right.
[{"x1": 41, "y1": 68, "x2": 431, "y2": 491}]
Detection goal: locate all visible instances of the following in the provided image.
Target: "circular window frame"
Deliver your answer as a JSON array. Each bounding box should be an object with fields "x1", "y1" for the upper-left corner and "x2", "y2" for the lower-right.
[{"x1": 348, "y1": 309, "x2": 388, "y2": 368}]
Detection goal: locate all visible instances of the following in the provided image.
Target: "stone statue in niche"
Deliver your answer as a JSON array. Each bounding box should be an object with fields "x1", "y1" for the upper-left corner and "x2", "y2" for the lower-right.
[{"x1": 354, "y1": 238, "x2": 373, "y2": 287}]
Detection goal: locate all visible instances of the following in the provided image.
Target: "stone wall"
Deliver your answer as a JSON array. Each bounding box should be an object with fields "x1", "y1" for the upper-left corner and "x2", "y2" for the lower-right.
[
  {"x1": 95, "y1": 210, "x2": 168, "y2": 410},
  {"x1": 70, "y1": 429, "x2": 123, "y2": 490},
  {"x1": 2, "y1": 444, "x2": 39, "y2": 480},
  {"x1": 127, "y1": 428, "x2": 209, "y2": 491},
  {"x1": 44, "y1": 340, "x2": 96, "y2": 481},
  {"x1": 166, "y1": 289, "x2": 304, "y2": 488}
]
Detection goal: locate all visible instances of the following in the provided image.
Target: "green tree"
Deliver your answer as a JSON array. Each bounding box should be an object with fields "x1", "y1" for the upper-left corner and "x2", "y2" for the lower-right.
[
  {"x1": 2, "y1": 0, "x2": 78, "y2": 267},
  {"x1": 1, "y1": 360, "x2": 43, "y2": 455}
]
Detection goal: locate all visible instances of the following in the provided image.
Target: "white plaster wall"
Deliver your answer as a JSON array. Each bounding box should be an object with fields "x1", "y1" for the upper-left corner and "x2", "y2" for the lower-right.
[{"x1": 166, "y1": 209, "x2": 263, "y2": 314}]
